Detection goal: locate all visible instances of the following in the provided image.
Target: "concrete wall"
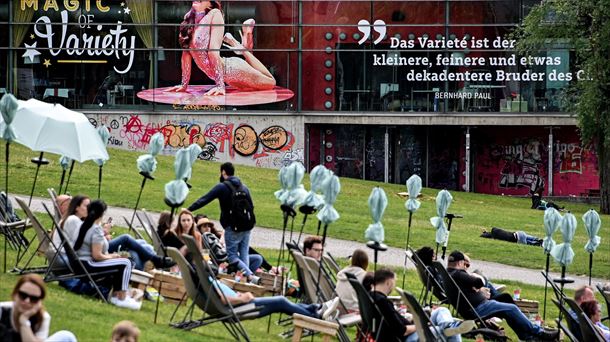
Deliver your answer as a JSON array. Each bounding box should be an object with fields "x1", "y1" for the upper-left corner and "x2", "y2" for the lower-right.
[{"x1": 85, "y1": 112, "x2": 304, "y2": 169}]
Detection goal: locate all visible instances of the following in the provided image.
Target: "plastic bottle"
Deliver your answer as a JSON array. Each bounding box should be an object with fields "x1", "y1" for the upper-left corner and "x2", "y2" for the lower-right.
[{"x1": 513, "y1": 288, "x2": 521, "y2": 301}]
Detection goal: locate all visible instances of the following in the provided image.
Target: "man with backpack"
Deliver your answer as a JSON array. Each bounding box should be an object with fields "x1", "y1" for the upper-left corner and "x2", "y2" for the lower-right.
[{"x1": 187, "y1": 162, "x2": 258, "y2": 283}]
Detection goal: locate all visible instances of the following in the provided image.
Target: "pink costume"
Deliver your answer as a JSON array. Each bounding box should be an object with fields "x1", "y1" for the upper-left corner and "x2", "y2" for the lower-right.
[{"x1": 179, "y1": 9, "x2": 275, "y2": 93}]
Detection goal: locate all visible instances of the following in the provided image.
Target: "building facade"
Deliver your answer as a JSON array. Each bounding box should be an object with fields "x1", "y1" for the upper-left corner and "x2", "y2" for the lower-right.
[{"x1": 0, "y1": 0, "x2": 599, "y2": 197}]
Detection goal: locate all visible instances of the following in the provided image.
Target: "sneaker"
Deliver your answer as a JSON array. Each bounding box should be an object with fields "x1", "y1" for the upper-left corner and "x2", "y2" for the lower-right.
[
  {"x1": 539, "y1": 328, "x2": 559, "y2": 341},
  {"x1": 444, "y1": 320, "x2": 476, "y2": 337},
  {"x1": 109, "y1": 295, "x2": 142, "y2": 310},
  {"x1": 248, "y1": 275, "x2": 261, "y2": 285},
  {"x1": 493, "y1": 284, "x2": 506, "y2": 293},
  {"x1": 322, "y1": 297, "x2": 341, "y2": 320}
]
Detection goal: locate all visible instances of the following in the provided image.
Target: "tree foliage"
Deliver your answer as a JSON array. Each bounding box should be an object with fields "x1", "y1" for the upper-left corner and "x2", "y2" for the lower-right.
[{"x1": 514, "y1": 0, "x2": 610, "y2": 213}]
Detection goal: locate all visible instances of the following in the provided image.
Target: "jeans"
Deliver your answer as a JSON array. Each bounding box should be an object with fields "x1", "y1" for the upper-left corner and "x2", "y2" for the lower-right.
[
  {"x1": 249, "y1": 254, "x2": 263, "y2": 273},
  {"x1": 252, "y1": 296, "x2": 319, "y2": 318},
  {"x1": 475, "y1": 300, "x2": 542, "y2": 340},
  {"x1": 225, "y1": 229, "x2": 252, "y2": 276},
  {"x1": 405, "y1": 307, "x2": 462, "y2": 342},
  {"x1": 108, "y1": 234, "x2": 156, "y2": 270}
]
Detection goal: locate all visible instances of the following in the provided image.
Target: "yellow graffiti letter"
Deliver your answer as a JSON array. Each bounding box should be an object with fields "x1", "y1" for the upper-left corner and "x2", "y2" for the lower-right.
[
  {"x1": 96, "y1": 0, "x2": 109, "y2": 12},
  {"x1": 21, "y1": 0, "x2": 38, "y2": 11},
  {"x1": 43, "y1": 0, "x2": 59, "y2": 11},
  {"x1": 64, "y1": 0, "x2": 79, "y2": 11}
]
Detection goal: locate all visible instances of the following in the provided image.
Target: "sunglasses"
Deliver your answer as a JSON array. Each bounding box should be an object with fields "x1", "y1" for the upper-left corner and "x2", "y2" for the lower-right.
[{"x1": 17, "y1": 290, "x2": 42, "y2": 303}]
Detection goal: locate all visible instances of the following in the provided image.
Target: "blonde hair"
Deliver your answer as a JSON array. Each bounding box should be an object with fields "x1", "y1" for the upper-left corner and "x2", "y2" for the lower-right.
[{"x1": 111, "y1": 320, "x2": 140, "y2": 342}]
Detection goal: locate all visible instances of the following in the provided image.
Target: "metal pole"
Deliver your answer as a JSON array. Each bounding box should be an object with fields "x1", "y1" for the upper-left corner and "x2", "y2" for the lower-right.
[
  {"x1": 548, "y1": 127, "x2": 553, "y2": 196},
  {"x1": 465, "y1": 128, "x2": 471, "y2": 192},
  {"x1": 384, "y1": 127, "x2": 389, "y2": 183}
]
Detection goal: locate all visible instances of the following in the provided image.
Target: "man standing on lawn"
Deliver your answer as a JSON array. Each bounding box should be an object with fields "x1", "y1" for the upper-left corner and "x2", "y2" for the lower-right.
[{"x1": 187, "y1": 162, "x2": 257, "y2": 282}]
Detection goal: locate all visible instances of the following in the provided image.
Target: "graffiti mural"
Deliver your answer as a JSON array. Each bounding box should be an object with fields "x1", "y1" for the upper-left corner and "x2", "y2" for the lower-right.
[
  {"x1": 496, "y1": 139, "x2": 545, "y2": 193},
  {"x1": 84, "y1": 113, "x2": 303, "y2": 169},
  {"x1": 474, "y1": 127, "x2": 598, "y2": 196}
]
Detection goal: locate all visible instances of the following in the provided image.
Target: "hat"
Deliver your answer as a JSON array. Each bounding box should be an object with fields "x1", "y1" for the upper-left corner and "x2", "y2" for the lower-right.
[{"x1": 448, "y1": 251, "x2": 465, "y2": 263}]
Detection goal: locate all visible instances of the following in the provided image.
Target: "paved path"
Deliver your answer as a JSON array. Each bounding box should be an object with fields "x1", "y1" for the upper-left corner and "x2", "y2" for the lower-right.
[{"x1": 14, "y1": 195, "x2": 608, "y2": 290}]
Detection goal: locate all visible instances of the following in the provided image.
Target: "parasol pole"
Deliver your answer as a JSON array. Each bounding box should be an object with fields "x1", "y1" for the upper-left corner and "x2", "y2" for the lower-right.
[
  {"x1": 542, "y1": 252, "x2": 550, "y2": 321},
  {"x1": 588, "y1": 253, "x2": 593, "y2": 286},
  {"x1": 58, "y1": 169, "x2": 67, "y2": 194},
  {"x1": 3, "y1": 141, "x2": 8, "y2": 273},
  {"x1": 129, "y1": 174, "x2": 150, "y2": 236},
  {"x1": 97, "y1": 165, "x2": 103, "y2": 199},
  {"x1": 63, "y1": 160, "x2": 75, "y2": 194},
  {"x1": 28, "y1": 152, "x2": 49, "y2": 206},
  {"x1": 401, "y1": 211, "x2": 413, "y2": 289}
]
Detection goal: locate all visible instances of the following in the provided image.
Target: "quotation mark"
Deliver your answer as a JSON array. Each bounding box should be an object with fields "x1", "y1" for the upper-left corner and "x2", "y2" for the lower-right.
[{"x1": 357, "y1": 19, "x2": 386, "y2": 45}]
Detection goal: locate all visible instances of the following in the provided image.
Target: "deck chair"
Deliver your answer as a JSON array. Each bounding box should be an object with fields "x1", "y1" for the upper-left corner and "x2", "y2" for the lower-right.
[
  {"x1": 41, "y1": 202, "x2": 117, "y2": 302},
  {"x1": 541, "y1": 271, "x2": 566, "y2": 302},
  {"x1": 565, "y1": 297, "x2": 606, "y2": 342},
  {"x1": 396, "y1": 287, "x2": 447, "y2": 342},
  {"x1": 13, "y1": 198, "x2": 59, "y2": 275},
  {"x1": 596, "y1": 284, "x2": 610, "y2": 322},
  {"x1": 0, "y1": 194, "x2": 30, "y2": 251},
  {"x1": 136, "y1": 211, "x2": 166, "y2": 257},
  {"x1": 47, "y1": 188, "x2": 62, "y2": 223},
  {"x1": 172, "y1": 235, "x2": 260, "y2": 341},
  {"x1": 431, "y1": 261, "x2": 507, "y2": 342},
  {"x1": 552, "y1": 298, "x2": 581, "y2": 342},
  {"x1": 408, "y1": 248, "x2": 447, "y2": 305},
  {"x1": 346, "y1": 272, "x2": 398, "y2": 342},
  {"x1": 121, "y1": 216, "x2": 145, "y2": 240}
]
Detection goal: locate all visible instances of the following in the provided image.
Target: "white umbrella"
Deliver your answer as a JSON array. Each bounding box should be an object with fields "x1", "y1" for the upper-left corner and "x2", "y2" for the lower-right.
[{"x1": 0, "y1": 99, "x2": 108, "y2": 162}]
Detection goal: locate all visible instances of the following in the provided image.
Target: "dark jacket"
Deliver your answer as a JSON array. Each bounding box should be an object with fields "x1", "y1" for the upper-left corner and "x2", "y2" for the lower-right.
[
  {"x1": 370, "y1": 291, "x2": 409, "y2": 342},
  {"x1": 448, "y1": 267, "x2": 487, "y2": 308},
  {"x1": 187, "y1": 176, "x2": 253, "y2": 229}
]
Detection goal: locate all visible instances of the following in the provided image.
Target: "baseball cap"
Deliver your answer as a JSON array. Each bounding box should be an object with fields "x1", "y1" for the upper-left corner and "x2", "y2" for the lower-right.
[{"x1": 448, "y1": 251, "x2": 465, "y2": 262}]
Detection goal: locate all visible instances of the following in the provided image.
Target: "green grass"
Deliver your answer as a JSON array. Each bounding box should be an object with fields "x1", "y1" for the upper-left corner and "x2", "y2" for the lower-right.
[
  {"x1": 2, "y1": 143, "x2": 609, "y2": 279},
  {"x1": 0, "y1": 224, "x2": 575, "y2": 342}
]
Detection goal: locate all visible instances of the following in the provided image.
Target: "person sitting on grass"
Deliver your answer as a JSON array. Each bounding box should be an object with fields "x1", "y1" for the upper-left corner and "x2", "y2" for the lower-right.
[
  {"x1": 335, "y1": 248, "x2": 369, "y2": 313},
  {"x1": 580, "y1": 300, "x2": 610, "y2": 341},
  {"x1": 369, "y1": 268, "x2": 475, "y2": 342},
  {"x1": 73, "y1": 200, "x2": 140, "y2": 310},
  {"x1": 0, "y1": 274, "x2": 77, "y2": 342},
  {"x1": 213, "y1": 276, "x2": 341, "y2": 321},
  {"x1": 110, "y1": 320, "x2": 140, "y2": 342}
]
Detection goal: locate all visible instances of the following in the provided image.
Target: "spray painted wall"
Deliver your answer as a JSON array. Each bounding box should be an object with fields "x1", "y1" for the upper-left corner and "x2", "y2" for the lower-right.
[
  {"x1": 85, "y1": 113, "x2": 304, "y2": 169},
  {"x1": 473, "y1": 126, "x2": 599, "y2": 196}
]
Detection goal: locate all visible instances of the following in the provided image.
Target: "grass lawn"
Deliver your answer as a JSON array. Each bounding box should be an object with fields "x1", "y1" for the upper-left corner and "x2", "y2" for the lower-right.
[
  {"x1": 1, "y1": 224, "x2": 583, "y2": 342},
  {"x1": 2, "y1": 143, "x2": 609, "y2": 279}
]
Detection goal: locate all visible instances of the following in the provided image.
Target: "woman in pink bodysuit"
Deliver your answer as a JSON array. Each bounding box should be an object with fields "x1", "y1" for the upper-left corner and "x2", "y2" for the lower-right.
[{"x1": 167, "y1": 1, "x2": 276, "y2": 96}]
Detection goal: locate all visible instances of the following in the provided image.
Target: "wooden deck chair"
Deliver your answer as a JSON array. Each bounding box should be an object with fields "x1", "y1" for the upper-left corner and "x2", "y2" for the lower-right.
[
  {"x1": 431, "y1": 261, "x2": 507, "y2": 341},
  {"x1": 396, "y1": 287, "x2": 447, "y2": 342},
  {"x1": 407, "y1": 247, "x2": 447, "y2": 305},
  {"x1": 565, "y1": 297, "x2": 606, "y2": 342},
  {"x1": 136, "y1": 211, "x2": 166, "y2": 257},
  {"x1": 173, "y1": 235, "x2": 260, "y2": 340},
  {"x1": 552, "y1": 298, "x2": 581, "y2": 342},
  {"x1": 41, "y1": 202, "x2": 118, "y2": 302}
]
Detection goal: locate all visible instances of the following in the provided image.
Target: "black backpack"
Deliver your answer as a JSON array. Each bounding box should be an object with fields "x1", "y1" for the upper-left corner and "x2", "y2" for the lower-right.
[{"x1": 223, "y1": 181, "x2": 255, "y2": 231}]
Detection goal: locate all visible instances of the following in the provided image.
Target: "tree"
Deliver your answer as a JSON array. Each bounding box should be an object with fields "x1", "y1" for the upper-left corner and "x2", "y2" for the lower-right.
[{"x1": 514, "y1": 0, "x2": 610, "y2": 213}]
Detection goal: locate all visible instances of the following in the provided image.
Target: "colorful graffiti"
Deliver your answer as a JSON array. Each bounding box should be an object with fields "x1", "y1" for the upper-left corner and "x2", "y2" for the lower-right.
[
  {"x1": 555, "y1": 142, "x2": 582, "y2": 174},
  {"x1": 85, "y1": 114, "x2": 302, "y2": 169},
  {"x1": 495, "y1": 139, "x2": 545, "y2": 193}
]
